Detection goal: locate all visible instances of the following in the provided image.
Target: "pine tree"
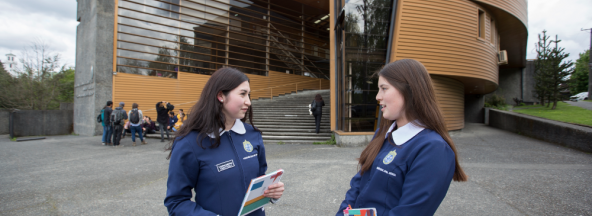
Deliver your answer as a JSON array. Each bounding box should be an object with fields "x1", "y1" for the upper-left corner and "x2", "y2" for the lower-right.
[
  {"x1": 533, "y1": 30, "x2": 574, "y2": 110},
  {"x1": 533, "y1": 30, "x2": 552, "y2": 106}
]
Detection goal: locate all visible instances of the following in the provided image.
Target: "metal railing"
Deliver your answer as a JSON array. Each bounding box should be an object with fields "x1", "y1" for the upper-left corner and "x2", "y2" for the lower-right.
[{"x1": 251, "y1": 79, "x2": 324, "y2": 100}]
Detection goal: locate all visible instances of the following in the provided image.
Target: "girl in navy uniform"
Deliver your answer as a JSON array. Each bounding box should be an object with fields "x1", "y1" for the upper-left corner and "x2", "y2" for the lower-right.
[
  {"x1": 165, "y1": 68, "x2": 284, "y2": 215},
  {"x1": 336, "y1": 59, "x2": 468, "y2": 216}
]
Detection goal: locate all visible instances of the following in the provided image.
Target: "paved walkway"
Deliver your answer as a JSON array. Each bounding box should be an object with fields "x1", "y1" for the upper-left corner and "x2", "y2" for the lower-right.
[
  {"x1": 566, "y1": 100, "x2": 592, "y2": 110},
  {"x1": 1, "y1": 124, "x2": 591, "y2": 215}
]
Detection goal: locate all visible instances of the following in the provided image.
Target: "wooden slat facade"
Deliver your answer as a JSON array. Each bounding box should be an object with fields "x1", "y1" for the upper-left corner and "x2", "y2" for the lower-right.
[
  {"x1": 472, "y1": 0, "x2": 527, "y2": 27},
  {"x1": 112, "y1": 71, "x2": 329, "y2": 120},
  {"x1": 431, "y1": 75, "x2": 465, "y2": 130},
  {"x1": 386, "y1": 0, "x2": 511, "y2": 130}
]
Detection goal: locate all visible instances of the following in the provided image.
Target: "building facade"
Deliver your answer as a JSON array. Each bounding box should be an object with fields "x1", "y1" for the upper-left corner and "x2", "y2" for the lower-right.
[{"x1": 75, "y1": 0, "x2": 527, "y2": 138}]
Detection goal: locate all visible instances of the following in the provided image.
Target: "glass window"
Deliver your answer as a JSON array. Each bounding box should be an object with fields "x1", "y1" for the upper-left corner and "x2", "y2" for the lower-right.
[
  {"x1": 116, "y1": 0, "x2": 330, "y2": 78},
  {"x1": 336, "y1": 0, "x2": 395, "y2": 132}
]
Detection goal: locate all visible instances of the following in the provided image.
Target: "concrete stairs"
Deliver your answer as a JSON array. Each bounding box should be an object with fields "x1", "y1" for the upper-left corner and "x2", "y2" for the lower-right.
[
  {"x1": 249, "y1": 89, "x2": 331, "y2": 144},
  {"x1": 146, "y1": 89, "x2": 332, "y2": 144}
]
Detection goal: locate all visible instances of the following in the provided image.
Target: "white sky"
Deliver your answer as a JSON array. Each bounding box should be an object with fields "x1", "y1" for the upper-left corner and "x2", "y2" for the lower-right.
[{"x1": 0, "y1": 0, "x2": 591, "y2": 70}]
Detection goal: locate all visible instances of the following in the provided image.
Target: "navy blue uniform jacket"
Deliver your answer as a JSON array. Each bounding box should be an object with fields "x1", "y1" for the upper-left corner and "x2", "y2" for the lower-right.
[
  {"x1": 165, "y1": 120, "x2": 267, "y2": 216},
  {"x1": 337, "y1": 122, "x2": 455, "y2": 216}
]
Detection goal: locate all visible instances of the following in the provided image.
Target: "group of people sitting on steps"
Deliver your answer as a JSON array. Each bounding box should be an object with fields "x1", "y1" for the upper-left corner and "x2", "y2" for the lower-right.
[{"x1": 98, "y1": 100, "x2": 187, "y2": 147}]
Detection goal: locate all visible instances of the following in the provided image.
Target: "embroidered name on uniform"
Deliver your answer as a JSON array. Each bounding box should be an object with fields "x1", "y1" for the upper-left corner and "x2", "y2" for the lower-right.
[
  {"x1": 216, "y1": 160, "x2": 235, "y2": 172},
  {"x1": 377, "y1": 166, "x2": 397, "y2": 177},
  {"x1": 243, "y1": 154, "x2": 258, "y2": 160}
]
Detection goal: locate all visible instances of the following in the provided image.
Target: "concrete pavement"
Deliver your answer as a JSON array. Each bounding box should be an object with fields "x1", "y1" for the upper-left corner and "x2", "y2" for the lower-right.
[
  {"x1": 1, "y1": 123, "x2": 591, "y2": 215},
  {"x1": 566, "y1": 100, "x2": 592, "y2": 110}
]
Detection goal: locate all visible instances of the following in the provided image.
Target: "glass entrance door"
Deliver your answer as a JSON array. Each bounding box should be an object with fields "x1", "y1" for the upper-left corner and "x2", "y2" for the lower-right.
[{"x1": 335, "y1": 0, "x2": 395, "y2": 132}]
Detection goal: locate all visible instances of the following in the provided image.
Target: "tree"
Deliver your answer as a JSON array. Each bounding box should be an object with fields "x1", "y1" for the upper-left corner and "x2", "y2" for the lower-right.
[
  {"x1": 1, "y1": 42, "x2": 74, "y2": 110},
  {"x1": 0, "y1": 60, "x2": 20, "y2": 109},
  {"x1": 533, "y1": 30, "x2": 574, "y2": 110},
  {"x1": 569, "y1": 49, "x2": 589, "y2": 94}
]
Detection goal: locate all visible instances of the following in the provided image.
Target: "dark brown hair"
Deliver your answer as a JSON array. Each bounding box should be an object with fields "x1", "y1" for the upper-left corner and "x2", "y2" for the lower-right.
[
  {"x1": 132, "y1": 103, "x2": 138, "y2": 109},
  {"x1": 358, "y1": 59, "x2": 468, "y2": 182},
  {"x1": 315, "y1": 94, "x2": 323, "y2": 102},
  {"x1": 165, "y1": 67, "x2": 258, "y2": 159}
]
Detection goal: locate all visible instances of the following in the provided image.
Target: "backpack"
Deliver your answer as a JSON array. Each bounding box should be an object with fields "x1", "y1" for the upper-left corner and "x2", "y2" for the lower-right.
[
  {"x1": 130, "y1": 109, "x2": 140, "y2": 124},
  {"x1": 310, "y1": 100, "x2": 317, "y2": 112},
  {"x1": 97, "y1": 110, "x2": 103, "y2": 123},
  {"x1": 111, "y1": 109, "x2": 124, "y2": 125}
]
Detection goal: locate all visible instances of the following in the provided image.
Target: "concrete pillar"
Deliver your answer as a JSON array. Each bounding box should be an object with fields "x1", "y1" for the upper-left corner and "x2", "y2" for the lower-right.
[{"x1": 74, "y1": 0, "x2": 115, "y2": 136}]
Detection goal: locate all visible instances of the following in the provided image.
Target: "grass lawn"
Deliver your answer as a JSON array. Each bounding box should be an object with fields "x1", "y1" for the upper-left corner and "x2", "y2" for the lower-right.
[{"x1": 512, "y1": 101, "x2": 592, "y2": 127}]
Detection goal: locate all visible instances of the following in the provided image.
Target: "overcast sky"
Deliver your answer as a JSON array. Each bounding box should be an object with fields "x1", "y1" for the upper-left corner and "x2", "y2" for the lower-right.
[{"x1": 0, "y1": 0, "x2": 591, "y2": 70}]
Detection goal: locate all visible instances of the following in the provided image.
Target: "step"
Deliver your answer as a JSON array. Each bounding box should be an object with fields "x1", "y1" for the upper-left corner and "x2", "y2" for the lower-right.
[
  {"x1": 262, "y1": 135, "x2": 331, "y2": 140},
  {"x1": 253, "y1": 120, "x2": 330, "y2": 124},
  {"x1": 255, "y1": 123, "x2": 330, "y2": 127},
  {"x1": 263, "y1": 140, "x2": 333, "y2": 145},
  {"x1": 256, "y1": 125, "x2": 330, "y2": 129},
  {"x1": 259, "y1": 128, "x2": 331, "y2": 133},
  {"x1": 261, "y1": 132, "x2": 332, "y2": 136}
]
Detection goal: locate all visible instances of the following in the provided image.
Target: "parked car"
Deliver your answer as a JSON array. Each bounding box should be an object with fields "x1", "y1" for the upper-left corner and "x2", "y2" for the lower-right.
[{"x1": 570, "y1": 92, "x2": 589, "y2": 102}]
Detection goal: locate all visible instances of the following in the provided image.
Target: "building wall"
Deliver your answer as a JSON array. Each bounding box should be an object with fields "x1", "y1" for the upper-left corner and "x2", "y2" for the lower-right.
[
  {"x1": 465, "y1": 94, "x2": 484, "y2": 123},
  {"x1": 489, "y1": 67, "x2": 522, "y2": 106},
  {"x1": 112, "y1": 71, "x2": 329, "y2": 120},
  {"x1": 432, "y1": 75, "x2": 465, "y2": 130},
  {"x1": 74, "y1": 0, "x2": 116, "y2": 136},
  {"x1": 523, "y1": 60, "x2": 537, "y2": 103},
  {"x1": 389, "y1": 0, "x2": 502, "y2": 130}
]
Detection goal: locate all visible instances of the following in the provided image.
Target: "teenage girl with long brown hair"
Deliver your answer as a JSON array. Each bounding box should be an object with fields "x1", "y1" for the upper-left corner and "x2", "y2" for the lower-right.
[
  {"x1": 164, "y1": 68, "x2": 284, "y2": 215},
  {"x1": 336, "y1": 59, "x2": 467, "y2": 216}
]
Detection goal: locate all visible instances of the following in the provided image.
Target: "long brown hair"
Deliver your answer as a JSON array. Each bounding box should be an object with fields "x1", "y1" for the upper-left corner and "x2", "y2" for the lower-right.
[
  {"x1": 358, "y1": 59, "x2": 468, "y2": 182},
  {"x1": 165, "y1": 67, "x2": 259, "y2": 159},
  {"x1": 315, "y1": 94, "x2": 323, "y2": 102}
]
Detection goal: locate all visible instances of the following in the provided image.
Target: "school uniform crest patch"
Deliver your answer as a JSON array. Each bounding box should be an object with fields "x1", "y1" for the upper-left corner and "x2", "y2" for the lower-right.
[
  {"x1": 383, "y1": 150, "x2": 397, "y2": 165},
  {"x1": 243, "y1": 140, "x2": 253, "y2": 152}
]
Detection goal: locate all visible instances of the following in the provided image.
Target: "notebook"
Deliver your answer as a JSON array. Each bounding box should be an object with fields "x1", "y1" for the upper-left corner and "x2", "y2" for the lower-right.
[{"x1": 238, "y1": 169, "x2": 284, "y2": 216}]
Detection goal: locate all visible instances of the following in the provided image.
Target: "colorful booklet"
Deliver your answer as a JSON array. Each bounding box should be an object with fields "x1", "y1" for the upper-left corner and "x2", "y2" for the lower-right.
[
  {"x1": 238, "y1": 169, "x2": 284, "y2": 216},
  {"x1": 343, "y1": 206, "x2": 377, "y2": 216}
]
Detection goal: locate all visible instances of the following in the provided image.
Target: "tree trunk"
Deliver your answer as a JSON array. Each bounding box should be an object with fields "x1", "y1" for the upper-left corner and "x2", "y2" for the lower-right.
[
  {"x1": 540, "y1": 96, "x2": 545, "y2": 106},
  {"x1": 546, "y1": 95, "x2": 551, "y2": 107},
  {"x1": 551, "y1": 100, "x2": 557, "y2": 110}
]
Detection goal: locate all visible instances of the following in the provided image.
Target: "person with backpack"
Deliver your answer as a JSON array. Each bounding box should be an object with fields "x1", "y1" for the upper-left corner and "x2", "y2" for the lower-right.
[
  {"x1": 111, "y1": 102, "x2": 128, "y2": 147},
  {"x1": 100, "y1": 101, "x2": 114, "y2": 146},
  {"x1": 156, "y1": 101, "x2": 174, "y2": 142},
  {"x1": 311, "y1": 94, "x2": 325, "y2": 134},
  {"x1": 128, "y1": 103, "x2": 147, "y2": 146}
]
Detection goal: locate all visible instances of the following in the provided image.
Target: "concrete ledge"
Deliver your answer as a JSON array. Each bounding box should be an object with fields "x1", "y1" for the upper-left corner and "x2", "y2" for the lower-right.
[
  {"x1": 334, "y1": 131, "x2": 375, "y2": 147},
  {"x1": 489, "y1": 109, "x2": 592, "y2": 153}
]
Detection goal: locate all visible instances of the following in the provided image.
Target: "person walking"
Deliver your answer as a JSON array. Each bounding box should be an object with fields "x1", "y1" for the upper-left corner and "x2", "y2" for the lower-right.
[
  {"x1": 128, "y1": 103, "x2": 147, "y2": 146},
  {"x1": 164, "y1": 67, "x2": 284, "y2": 215},
  {"x1": 156, "y1": 101, "x2": 174, "y2": 142},
  {"x1": 111, "y1": 102, "x2": 128, "y2": 147},
  {"x1": 311, "y1": 94, "x2": 325, "y2": 134},
  {"x1": 101, "y1": 101, "x2": 114, "y2": 146},
  {"x1": 335, "y1": 59, "x2": 467, "y2": 216}
]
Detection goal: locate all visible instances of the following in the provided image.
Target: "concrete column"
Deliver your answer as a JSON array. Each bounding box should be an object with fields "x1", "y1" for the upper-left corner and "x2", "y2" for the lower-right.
[{"x1": 74, "y1": 0, "x2": 116, "y2": 136}]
